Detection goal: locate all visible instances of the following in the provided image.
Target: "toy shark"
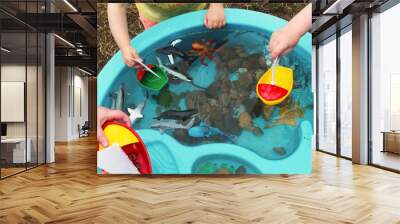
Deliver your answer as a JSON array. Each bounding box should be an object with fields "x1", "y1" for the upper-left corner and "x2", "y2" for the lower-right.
[
  {"x1": 154, "y1": 109, "x2": 198, "y2": 121},
  {"x1": 151, "y1": 117, "x2": 195, "y2": 133},
  {"x1": 156, "y1": 57, "x2": 192, "y2": 82}
]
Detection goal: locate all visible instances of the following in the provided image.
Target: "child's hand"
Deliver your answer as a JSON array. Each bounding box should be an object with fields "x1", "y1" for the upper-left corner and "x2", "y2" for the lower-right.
[
  {"x1": 268, "y1": 27, "x2": 300, "y2": 59},
  {"x1": 204, "y1": 3, "x2": 226, "y2": 29},
  {"x1": 121, "y1": 45, "x2": 143, "y2": 68},
  {"x1": 97, "y1": 107, "x2": 131, "y2": 148},
  {"x1": 269, "y1": 4, "x2": 311, "y2": 59}
]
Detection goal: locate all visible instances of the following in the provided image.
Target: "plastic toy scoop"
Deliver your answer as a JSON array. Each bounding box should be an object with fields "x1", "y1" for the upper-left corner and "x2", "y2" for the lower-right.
[
  {"x1": 133, "y1": 58, "x2": 160, "y2": 78},
  {"x1": 98, "y1": 122, "x2": 152, "y2": 174},
  {"x1": 256, "y1": 57, "x2": 293, "y2": 105},
  {"x1": 134, "y1": 59, "x2": 168, "y2": 91}
]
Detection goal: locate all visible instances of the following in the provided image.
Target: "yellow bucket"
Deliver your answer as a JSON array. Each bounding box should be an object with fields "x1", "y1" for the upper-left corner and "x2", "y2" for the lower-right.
[{"x1": 256, "y1": 60, "x2": 293, "y2": 106}]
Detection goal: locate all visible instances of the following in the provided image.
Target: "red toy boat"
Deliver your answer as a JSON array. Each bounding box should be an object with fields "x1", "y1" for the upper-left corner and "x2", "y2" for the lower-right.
[{"x1": 99, "y1": 121, "x2": 152, "y2": 174}]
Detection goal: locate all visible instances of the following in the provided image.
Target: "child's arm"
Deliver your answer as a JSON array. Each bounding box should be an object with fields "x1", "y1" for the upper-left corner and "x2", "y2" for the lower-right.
[
  {"x1": 108, "y1": 3, "x2": 142, "y2": 67},
  {"x1": 204, "y1": 3, "x2": 226, "y2": 29},
  {"x1": 269, "y1": 4, "x2": 311, "y2": 59}
]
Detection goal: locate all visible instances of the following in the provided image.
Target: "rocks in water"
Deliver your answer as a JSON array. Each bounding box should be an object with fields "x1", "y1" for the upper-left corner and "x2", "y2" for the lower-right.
[
  {"x1": 273, "y1": 147, "x2": 286, "y2": 156},
  {"x1": 218, "y1": 93, "x2": 230, "y2": 107},
  {"x1": 250, "y1": 100, "x2": 264, "y2": 118},
  {"x1": 221, "y1": 114, "x2": 241, "y2": 135},
  {"x1": 185, "y1": 91, "x2": 208, "y2": 109},
  {"x1": 181, "y1": 44, "x2": 308, "y2": 142},
  {"x1": 233, "y1": 104, "x2": 245, "y2": 118},
  {"x1": 235, "y1": 165, "x2": 247, "y2": 174},
  {"x1": 255, "y1": 69, "x2": 265, "y2": 80},
  {"x1": 219, "y1": 47, "x2": 236, "y2": 62},
  {"x1": 236, "y1": 72, "x2": 254, "y2": 90},
  {"x1": 243, "y1": 97, "x2": 259, "y2": 114},
  {"x1": 263, "y1": 97, "x2": 305, "y2": 128},
  {"x1": 262, "y1": 105, "x2": 275, "y2": 121},
  {"x1": 235, "y1": 46, "x2": 247, "y2": 58},
  {"x1": 239, "y1": 112, "x2": 252, "y2": 130},
  {"x1": 216, "y1": 68, "x2": 229, "y2": 81},
  {"x1": 237, "y1": 67, "x2": 248, "y2": 74},
  {"x1": 227, "y1": 58, "x2": 242, "y2": 73},
  {"x1": 274, "y1": 100, "x2": 304, "y2": 127},
  {"x1": 258, "y1": 55, "x2": 266, "y2": 67},
  {"x1": 206, "y1": 81, "x2": 221, "y2": 98},
  {"x1": 238, "y1": 112, "x2": 263, "y2": 136},
  {"x1": 220, "y1": 78, "x2": 231, "y2": 93},
  {"x1": 242, "y1": 53, "x2": 262, "y2": 69}
]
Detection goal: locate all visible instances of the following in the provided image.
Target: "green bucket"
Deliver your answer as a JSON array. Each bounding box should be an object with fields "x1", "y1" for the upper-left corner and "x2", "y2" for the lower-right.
[{"x1": 136, "y1": 64, "x2": 168, "y2": 91}]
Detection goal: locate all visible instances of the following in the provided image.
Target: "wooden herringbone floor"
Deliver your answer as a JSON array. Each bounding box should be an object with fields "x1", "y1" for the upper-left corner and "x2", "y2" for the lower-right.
[{"x1": 1, "y1": 136, "x2": 400, "y2": 224}]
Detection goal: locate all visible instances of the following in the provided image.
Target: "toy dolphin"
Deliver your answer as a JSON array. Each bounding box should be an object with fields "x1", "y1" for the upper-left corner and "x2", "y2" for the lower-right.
[
  {"x1": 151, "y1": 117, "x2": 195, "y2": 133},
  {"x1": 154, "y1": 109, "x2": 198, "y2": 121}
]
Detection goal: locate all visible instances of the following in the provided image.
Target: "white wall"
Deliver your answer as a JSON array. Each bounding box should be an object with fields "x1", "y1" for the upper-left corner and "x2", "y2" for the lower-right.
[
  {"x1": 55, "y1": 66, "x2": 69, "y2": 141},
  {"x1": 54, "y1": 66, "x2": 89, "y2": 141},
  {"x1": 1, "y1": 65, "x2": 38, "y2": 138},
  {"x1": 1, "y1": 63, "x2": 46, "y2": 163}
]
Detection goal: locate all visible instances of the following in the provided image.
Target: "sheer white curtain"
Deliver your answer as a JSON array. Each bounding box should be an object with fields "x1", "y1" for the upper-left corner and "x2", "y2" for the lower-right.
[
  {"x1": 318, "y1": 37, "x2": 337, "y2": 154},
  {"x1": 340, "y1": 29, "x2": 352, "y2": 158}
]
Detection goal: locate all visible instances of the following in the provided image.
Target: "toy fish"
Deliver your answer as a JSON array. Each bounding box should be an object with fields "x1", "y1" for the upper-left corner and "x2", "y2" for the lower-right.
[
  {"x1": 156, "y1": 57, "x2": 192, "y2": 82},
  {"x1": 154, "y1": 109, "x2": 198, "y2": 121},
  {"x1": 127, "y1": 104, "x2": 144, "y2": 125},
  {"x1": 188, "y1": 122, "x2": 236, "y2": 143},
  {"x1": 115, "y1": 84, "x2": 126, "y2": 111},
  {"x1": 151, "y1": 117, "x2": 195, "y2": 133}
]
